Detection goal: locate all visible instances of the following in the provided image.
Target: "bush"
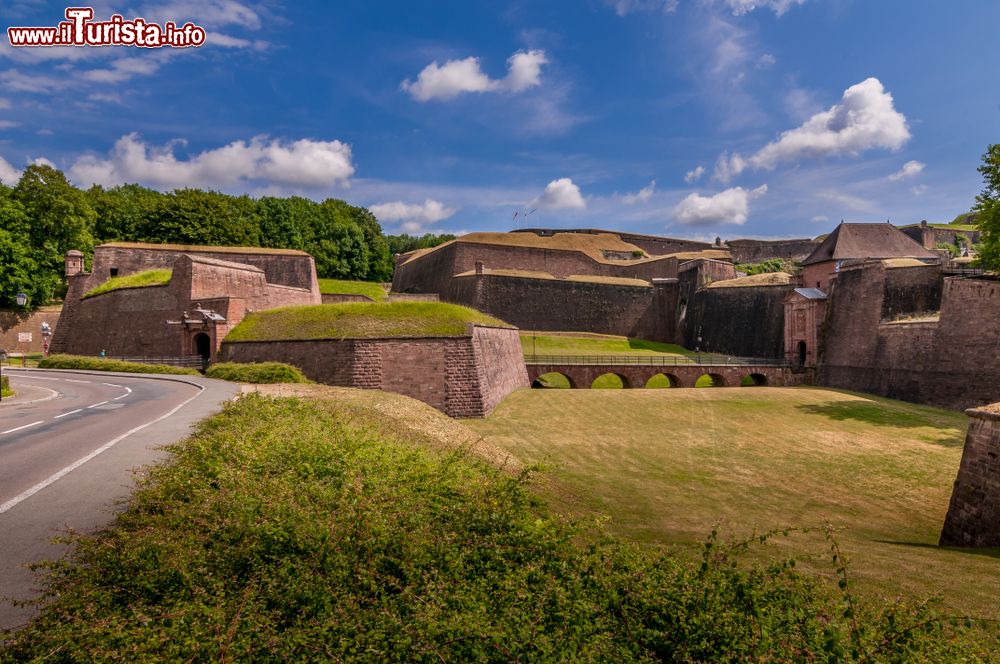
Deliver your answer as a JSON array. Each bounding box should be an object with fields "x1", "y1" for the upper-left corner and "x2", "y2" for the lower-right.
[
  {"x1": 0, "y1": 395, "x2": 984, "y2": 661},
  {"x1": 0, "y1": 375, "x2": 10, "y2": 398},
  {"x1": 38, "y1": 354, "x2": 200, "y2": 375},
  {"x1": 205, "y1": 361, "x2": 310, "y2": 384}
]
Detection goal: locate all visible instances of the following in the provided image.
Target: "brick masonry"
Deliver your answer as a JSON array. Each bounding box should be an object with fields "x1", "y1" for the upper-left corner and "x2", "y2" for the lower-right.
[
  {"x1": 526, "y1": 363, "x2": 806, "y2": 389},
  {"x1": 940, "y1": 406, "x2": 1000, "y2": 547},
  {"x1": 220, "y1": 325, "x2": 528, "y2": 418},
  {"x1": 0, "y1": 308, "x2": 61, "y2": 354}
]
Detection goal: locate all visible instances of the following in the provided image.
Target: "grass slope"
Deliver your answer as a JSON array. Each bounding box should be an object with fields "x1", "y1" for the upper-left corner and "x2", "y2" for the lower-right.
[
  {"x1": 317, "y1": 278, "x2": 387, "y2": 301},
  {"x1": 82, "y1": 269, "x2": 172, "y2": 299},
  {"x1": 226, "y1": 302, "x2": 512, "y2": 342},
  {"x1": 465, "y1": 387, "x2": 1000, "y2": 620},
  {"x1": 520, "y1": 331, "x2": 697, "y2": 357},
  {"x1": 1, "y1": 388, "x2": 982, "y2": 660}
]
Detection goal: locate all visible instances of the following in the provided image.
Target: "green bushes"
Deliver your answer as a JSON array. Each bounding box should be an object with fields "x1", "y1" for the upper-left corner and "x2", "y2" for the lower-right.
[
  {"x1": 0, "y1": 375, "x2": 11, "y2": 398},
  {"x1": 38, "y1": 354, "x2": 200, "y2": 375},
  {"x1": 205, "y1": 361, "x2": 310, "y2": 384},
  {"x1": 0, "y1": 394, "x2": 983, "y2": 661}
]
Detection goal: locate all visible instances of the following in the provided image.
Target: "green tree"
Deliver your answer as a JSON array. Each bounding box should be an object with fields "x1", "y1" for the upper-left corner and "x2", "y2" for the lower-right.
[
  {"x1": 13, "y1": 165, "x2": 96, "y2": 271},
  {"x1": 974, "y1": 143, "x2": 1000, "y2": 269}
]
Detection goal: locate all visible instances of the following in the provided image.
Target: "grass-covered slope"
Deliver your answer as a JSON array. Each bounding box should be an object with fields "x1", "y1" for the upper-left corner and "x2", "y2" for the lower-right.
[
  {"x1": 0, "y1": 389, "x2": 982, "y2": 661},
  {"x1": 225, "y1": 302, "x2": 513, "y2": 342},
  {"x1": 82, "y1": 269, "x2": 172, "y2": 299},
  {"x1": 317, "y1": 278, "x2": 387, "y2": 301},
  {"x1": 520, "y1": 331, "x2": 701, "y2": 358}
]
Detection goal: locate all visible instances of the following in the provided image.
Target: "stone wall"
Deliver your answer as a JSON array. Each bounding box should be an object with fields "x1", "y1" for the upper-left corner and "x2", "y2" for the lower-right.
[
  {"x1": 900, "y1": 223, "x2": 981, "y2": 250},
  {"x1": 0, "y1": 308, "x2": 61, "y2": 353},
  {"x1": 514, "y1": 228, "x2": 713, "y2": 255},
  {"x1": 321, "y1": 293, "x2": 374, "y2": 304},
  {"x1": 726, "y1": 238, "x2": 820, "y2": 264},
  {"x1": 940, "y1": 406, "x2": 1000, "y2": 547},
  {"x1": 682, "y1": 283, "x2": 793, "y2": 357},
  {"x1": 820, "y1": 262, "x2": 1000, "y2": 410},
  {"x1": 220, "y1": 325, "x2": 527, "y2": 417}
]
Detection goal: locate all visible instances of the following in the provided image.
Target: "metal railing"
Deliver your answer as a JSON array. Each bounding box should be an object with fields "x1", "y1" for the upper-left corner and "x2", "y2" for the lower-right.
[{"x1": 524, "y1": 354, "x2": 789, "y2": 367}]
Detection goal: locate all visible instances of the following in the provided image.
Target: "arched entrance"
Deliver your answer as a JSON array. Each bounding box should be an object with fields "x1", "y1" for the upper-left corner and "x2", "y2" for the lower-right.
[
  {"x1": 592, "y1": 373, "x2": 630, "y2": 389},
  {"x1": 532, "y1": 372, "x2": 574, "y2": 389},
  {"x1": 797, "y1": 340, "x2": 807, "y2": 367},
  {"x1": 741, "y1": 373, "x2": 768, "y2": 387},
  {"x1": 193, "y1": 332, "x2": 212, "y2": 363}
]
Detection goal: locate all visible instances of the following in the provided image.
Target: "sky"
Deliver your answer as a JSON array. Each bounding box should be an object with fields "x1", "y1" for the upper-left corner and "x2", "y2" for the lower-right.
[{"x1": 0, "y1": 0, "x2": 998, "y2": 241}]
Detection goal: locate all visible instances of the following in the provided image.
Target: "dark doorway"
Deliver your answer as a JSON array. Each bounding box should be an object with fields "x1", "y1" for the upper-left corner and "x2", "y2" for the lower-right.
[
  {"x1": 797, "y1": 340, "x2": 807, "y2": 367},
  {"x1": 194, "y1": 333, "x2": 212, "y2": 363}
]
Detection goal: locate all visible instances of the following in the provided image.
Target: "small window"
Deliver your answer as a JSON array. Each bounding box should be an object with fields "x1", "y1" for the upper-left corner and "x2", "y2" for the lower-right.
[{"x1": 110, "y1": 268, "x2": 119, "y2": 277}]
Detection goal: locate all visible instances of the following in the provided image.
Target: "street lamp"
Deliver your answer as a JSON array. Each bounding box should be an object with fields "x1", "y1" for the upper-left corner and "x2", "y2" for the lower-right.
[{"x1": 15, "y1": 292, "x2": 27, "y2": 307}]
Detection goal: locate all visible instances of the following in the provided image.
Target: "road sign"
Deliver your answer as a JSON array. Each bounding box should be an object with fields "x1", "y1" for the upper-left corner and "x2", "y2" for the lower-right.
[{"x1": 17, "y1": 333, "x2": 32, "y2": 343}]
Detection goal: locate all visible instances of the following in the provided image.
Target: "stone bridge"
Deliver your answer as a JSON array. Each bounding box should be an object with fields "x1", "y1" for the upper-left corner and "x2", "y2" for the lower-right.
[{"x1": 525, "y1": 355, "x2": 807, "y2": 389}]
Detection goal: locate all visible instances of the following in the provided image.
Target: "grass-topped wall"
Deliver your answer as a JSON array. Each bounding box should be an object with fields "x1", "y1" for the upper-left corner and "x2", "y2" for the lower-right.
[
  {"x1": 225, "y1": 302, "x2": 513, "y2": 342},
  {"x1": 82, "y1": 269, "x2": 172, "y2": 299}
]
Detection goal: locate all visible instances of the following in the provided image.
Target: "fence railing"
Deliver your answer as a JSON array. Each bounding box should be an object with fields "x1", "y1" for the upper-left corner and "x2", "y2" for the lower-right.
[
  {"x1": 106, "y1": 355, "x2": 207, "y2": 368},
  {"x1": 524, "y1": 354, "x2": 789, "y2": 367}
]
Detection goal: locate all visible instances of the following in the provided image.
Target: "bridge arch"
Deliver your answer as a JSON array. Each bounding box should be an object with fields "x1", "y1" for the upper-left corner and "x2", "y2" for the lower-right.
[
  {"x1": 695, "y1": 373, "x2": 727, "y2": 388},
  {"x1": 532, "y1": 372, "x2": 575, "y2": 389},
  {"x1": 741, "y1": 373, "x2": 768, "y2": 387},
  {"x1": 645, "y1": 373, "x2": 681, "y2": 388},
  {"x1": 592, "y1": 372, "x2": 630, "y2": 389}
]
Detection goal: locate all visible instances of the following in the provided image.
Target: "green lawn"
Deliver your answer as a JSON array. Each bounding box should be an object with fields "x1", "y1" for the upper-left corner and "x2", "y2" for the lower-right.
[
  {"x1": 317, "y1": 278, "x2": 387, "y2": 301},
  {"x1": 465, "y1": 387, "x2": 1000, "y2": 620},
  {"x1": 520, "y1": 332, "x2": 707, "y2": 358},
  {"x1": 82, "y1": 269, "x2": 172, "y2": 298},
  {"x1": 225, "y1": 302, "x2": 512, "y2": 341}
]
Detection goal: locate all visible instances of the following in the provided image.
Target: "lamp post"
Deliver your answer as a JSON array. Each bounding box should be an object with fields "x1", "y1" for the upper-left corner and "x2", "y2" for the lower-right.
[{"x1": 15, "y1": 292, "x2": 27, "y2": 367}]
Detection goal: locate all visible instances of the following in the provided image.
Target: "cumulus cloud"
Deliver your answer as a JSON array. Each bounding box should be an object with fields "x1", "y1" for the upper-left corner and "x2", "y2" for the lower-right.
[
  {"x1": 888, "y1": 160, "x2": 925, "y2": 181},
  {"x1": 911, "y1": 184, "x2": 927, "y2": 196},
  {"x1": 623, "y1": 180, "x2": 656, "y2": 205},
  {"x1": 811, "y1": 215, "x2": 829, "y2": 223},
  {"x1": 369, "y1": 199, "x2": 457, "y2": 231},
  {"x1": 139, "y1": 0, "x2": 262, "y2": 30},
  {"x1": 68, "y1": 133, "x2": 355, "y2": 189},
  {"x1": 673, "y1": 184, "x2": 767, "y2": 226},
  {"x1": 80, "y1": 57, "x2": 161, "y2": 84},
  {"x1": 402, "y1": 49, "x2": 547, "y2": 102},
  {"x1": 0, "y1": 156, "x2": 20, "y2": 184},
  {"x1": 723, "y1": 0, "x2": 807, "y2": 16},
  {"x1": 534, "y1": 178, "x2": 586, "y2": 210},
  {"x1": 714, "y1": 78, "x2": 910, "y2": 182},
  {"x1": 684, "y1": 166, "x2": 705, "y2": 184}
]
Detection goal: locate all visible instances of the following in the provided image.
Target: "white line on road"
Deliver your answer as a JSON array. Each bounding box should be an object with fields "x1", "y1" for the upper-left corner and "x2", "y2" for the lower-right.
[
  {"x1": 8, "y1": 375, "x2": 59, "y2": 381},
  {"x1": 112, "y1": 387, "x2": 132, "y2": 401},
  {"x1": 87, "y1": 401, "x2": 110, "y2": 409},
  {"x1": 63, "y1": 379, "x2": 91, "y2": 384},
  {"x1": 0, "y1": 384, "x2": 205, "y2": 515},
  {"x1": 0, "y1": 421, "x2": 44, "y2": 435},
  {"x1": 101, "y1": 383, "x2": 122, "y2": 388},
  {"x1": 54, "y1": 409, "x2": 83, "y2": 419}
]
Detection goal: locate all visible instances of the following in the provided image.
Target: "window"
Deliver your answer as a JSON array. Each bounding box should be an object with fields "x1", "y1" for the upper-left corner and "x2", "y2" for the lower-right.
[{"x1": 110, "y1": 268, "x2": 119, "y2": 277}]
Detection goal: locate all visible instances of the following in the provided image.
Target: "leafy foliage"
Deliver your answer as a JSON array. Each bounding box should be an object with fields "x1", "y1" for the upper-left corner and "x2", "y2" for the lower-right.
[
  {"x1": 386, "y1": 232, "x2": 456, "y2": 256},
  {"x1": 974, "y1": 144, "x2": 1000, "y2": 269},
  {"x1": 205, "y1": 362, "x2": 311, "y2": 384},
  {"x1": 0, "y1": 395, "x2": 984, "y2": 661},
  {"x1": 0, "y1": 375, "x2": 10, "y2": 398},
  {"x1": 734, "y1": 258, "x2": 797, "y2": 275},
  {"x1": 38, "y1": 354, "x2": 200, "y2": 375}
]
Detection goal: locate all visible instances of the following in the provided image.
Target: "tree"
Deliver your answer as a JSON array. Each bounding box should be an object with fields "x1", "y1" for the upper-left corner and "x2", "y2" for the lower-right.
[{"x1": 974, "y1": 144, "x2": 1000, "y2": 269}]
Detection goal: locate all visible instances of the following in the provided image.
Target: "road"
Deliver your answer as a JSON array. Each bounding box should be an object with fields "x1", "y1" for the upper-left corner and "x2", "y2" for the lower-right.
[{"x1": 0, "y1": 369, "x2": 239, "y2": 631}]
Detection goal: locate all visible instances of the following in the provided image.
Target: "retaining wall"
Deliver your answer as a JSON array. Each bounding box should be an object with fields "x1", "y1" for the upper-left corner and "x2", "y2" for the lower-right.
[{"x1": 940, "y1": 405, "x2": 1000, "y2": 547}]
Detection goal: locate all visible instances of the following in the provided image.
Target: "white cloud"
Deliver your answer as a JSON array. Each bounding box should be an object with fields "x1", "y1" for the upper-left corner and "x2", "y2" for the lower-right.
[
  {"x1": 0, "y1": 69, "x2": 63, "y2": 93},
  {"x1": 684, "y1": 166, "x2": 705, "y2": 184},
  {"x1": 80, "y1": 57, "x2": 161, "y2": 83},
  {"x1": 0, "y1": 98, "x2": 10, "y2": 109},
  {"x1": 402, "y1": 49, "x2": 547, "y2": 102},
  {"x1": 755, "y1": 53, "x2": 776, "y2": 69},
  {"x1": 623, "y1": 180, "x2": 656, "y2": 205},
  {"x1": 0, "y1": 156, "x2": 20, "y2": 184},
  {"x1": 0, "y1": 120, "x2": 18, "y2": 129},
  {"x1": 139, "y1": 1, "x2": 262, "y2": 30},
  {"x1": 911, "y1": 184, "x2": 928, "y2": 196},
  {"x1": 811, "y1": 215, "x2": 829, "y2": 223},
  {"x1": 369, "y1": 199, "x2": 456, "y2": 228},
  {"x1": 68, "y1": 133, "x2": 355, "y2": 190},
  {"x1": 723, "y1": 0, "x2": 807, "y2": 16},
  {"x1": 206, "y1": 32, "x2": 269, "y2": 50},
  {"x1": 534, "y1": 177, "x2": 586, "y2": 210},
  {"x1": 888, "y1": 160, "x2": 925, "y2": 181},
  {"x1": 714, "y1": 78, "x2": 910, "y2": 182},
  {"x1": 607, "y1": 0, "x2": 678, "y2": 15},
  {"x1": 673, "y1": 184, "x2": 767, "y2": 226}
]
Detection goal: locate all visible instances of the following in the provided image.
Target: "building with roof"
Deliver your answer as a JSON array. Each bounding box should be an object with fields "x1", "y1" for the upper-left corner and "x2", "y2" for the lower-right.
[
  {"x1": 801, "y1": 222, "x2": 938, "y2": 291},
  {"x1": 49, "y1": 243, "x2": 321, "y2": 362},
  {"x1": 782, "y1": 288, "x2": 828, "y2": 367}
]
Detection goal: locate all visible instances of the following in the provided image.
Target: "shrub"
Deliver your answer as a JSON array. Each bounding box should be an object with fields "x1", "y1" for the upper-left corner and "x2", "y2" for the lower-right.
[
  {"x1": 38, "y1": 354, "x2": 200, "y2": 375},
  {"x1": 0, "y1": 375, "x2": 10, "y2": 398},
  {"x1": 205, "y1": 361, "x2": 310, "y2": 384},
  {"x1": 0, "y1": 395, "x2": 984, "y2": 661}
]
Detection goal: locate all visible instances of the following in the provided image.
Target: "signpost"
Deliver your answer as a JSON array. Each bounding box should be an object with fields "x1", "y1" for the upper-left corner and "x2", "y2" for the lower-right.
[{"x1": 18, "y1": 333, "x2": 31, "y2": 367}]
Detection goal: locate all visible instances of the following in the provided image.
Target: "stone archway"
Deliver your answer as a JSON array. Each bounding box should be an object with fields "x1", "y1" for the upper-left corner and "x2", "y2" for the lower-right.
[{"x1": 193, "y1": 332, "x2": 212, "y2": 363}]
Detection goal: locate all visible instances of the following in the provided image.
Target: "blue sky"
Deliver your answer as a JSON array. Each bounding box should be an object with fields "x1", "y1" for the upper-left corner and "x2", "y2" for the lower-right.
[{"x1": 0, "y1": 1, "x2": 997, "y2": 241}]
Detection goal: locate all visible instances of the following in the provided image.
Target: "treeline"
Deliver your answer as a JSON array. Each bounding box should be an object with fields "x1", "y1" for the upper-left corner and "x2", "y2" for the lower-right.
[{"x1": 0, "y1": 164, "x2": 452, "y2": 308}]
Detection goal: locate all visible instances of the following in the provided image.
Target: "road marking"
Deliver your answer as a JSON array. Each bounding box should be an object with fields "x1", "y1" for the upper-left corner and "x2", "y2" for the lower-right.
[
  {"x1": 0, "y1": 421, "x2": 44, "y2": 435},
  {"x1": 87, "y1": 400, "x2": 110, "y2": 409},
  {"x1": 6, "y1": 375, "x2": 59, "y2": 381},
  {"x1": 101, "y1": 383, "x2": 122, "y2": 388},
  {"x1": 63, "y1": 379, "x2": 91, "y2": 384},
  {"x1": 0, "y1": 384, "x2": 205, "y2": 515},
  {"x1": 112, "y1": 387, "x2": 132, "y2": 401},
  {"x1": 54, "y1": 409, "x2": 83, "y2": 419}
]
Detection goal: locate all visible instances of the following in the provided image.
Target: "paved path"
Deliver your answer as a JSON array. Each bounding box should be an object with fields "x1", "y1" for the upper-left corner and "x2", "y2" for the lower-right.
[{"x1": 0, "y1": 369, "x2": 239, "y2": 631}]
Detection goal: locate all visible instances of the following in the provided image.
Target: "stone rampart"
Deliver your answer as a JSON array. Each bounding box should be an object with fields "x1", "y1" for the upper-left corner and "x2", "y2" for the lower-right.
[
  {"x1": 682, "y1": 283, "x2": 793, "y2": 358},
  {"x1": 726, "y1": 238, "x2": 820, "y2": 264},
  {"x1": 220, "y1": 325, "x2": 527, "y2": 418},
  {"x1": 0, "y1": 308, "x2": 61, "y2": 353},
  {"x1": 940, "y1": 406, "x2": 1000, "y2": 547}
]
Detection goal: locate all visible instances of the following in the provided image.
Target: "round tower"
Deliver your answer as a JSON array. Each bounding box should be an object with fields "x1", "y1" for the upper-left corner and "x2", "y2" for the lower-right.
[{"x1": 65, "y1": 249, "x2": 84, "y2": 277}]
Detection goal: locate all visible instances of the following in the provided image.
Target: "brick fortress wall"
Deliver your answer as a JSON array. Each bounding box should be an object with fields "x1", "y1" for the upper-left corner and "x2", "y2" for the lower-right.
[
  {"x1": 0, "y1": 308, "x2": 61, "y2": 354},
  {"x1": 682, "y1": 282, "x2": 794, "y2": 358},
  {"x1": 726, "y1": 238, "x2": 821, "y2": 264},
  {"x1": 819, "y1": 262, "x2": 1000, "y2": 410},
  {"x1": 220, "y1": 325, "x2": 528, "y2": 418},
  {"x1": 940, "y1": 405, "x2": 1000, "y2": 547}
]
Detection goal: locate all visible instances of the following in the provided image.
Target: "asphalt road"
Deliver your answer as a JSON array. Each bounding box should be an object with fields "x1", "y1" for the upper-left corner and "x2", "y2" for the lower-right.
[{"x1": 0, "y1": 369, "x2": 239, "y2": 631}]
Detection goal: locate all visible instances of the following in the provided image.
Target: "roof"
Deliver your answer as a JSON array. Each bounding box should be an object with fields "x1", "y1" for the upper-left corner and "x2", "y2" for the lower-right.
[
  {"x1": 98, "y1": 242, "x2": 310, "y2": 257},
  {"x1": 793, "y1": 288, "x2": 827, "y2": 300},
  {"x1": 801, "y1": 223, "x2": 937, "y2": 266}
]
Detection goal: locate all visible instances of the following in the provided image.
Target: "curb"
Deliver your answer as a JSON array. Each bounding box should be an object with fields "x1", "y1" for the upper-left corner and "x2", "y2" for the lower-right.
[{"x1": 3, "y1": 367, "x2": 222, "y2": 392}]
